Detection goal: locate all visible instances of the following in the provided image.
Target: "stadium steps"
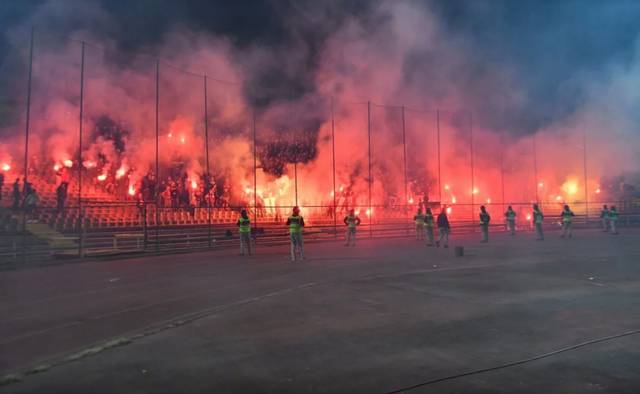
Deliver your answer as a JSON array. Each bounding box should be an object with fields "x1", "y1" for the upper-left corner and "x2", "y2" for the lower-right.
[{"x1": 25, "y1": 221, "x2": 77, "y2": 250}]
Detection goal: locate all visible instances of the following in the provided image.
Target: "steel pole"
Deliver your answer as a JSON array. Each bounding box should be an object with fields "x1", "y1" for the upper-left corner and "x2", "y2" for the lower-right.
[
  {"x1": 155, "y1": 60, "x2": 159, "y2": 252},
  {"x1": 583, "y1": 128, "x2": 589, "y2": 220},
  {"x1": 500, "y1": 130, "x2": 506, "y2": 220},
  {"x1": 436, "y1": 109, "x2": 442, "y2": 204},
  {"x1": 294, "y1": 161, "x2": 298, "y2": 207},
  {"x1": 367, "y1": 101, "x2": 372, "y2": 238},
  {"x1": 204, "y1": 76, "x2": 212, "y2": 247},
  {"x1": 469, "y1": 111, "x2": 475, "y2": 228},
  {"x1": 331, "y1": 98, "x2": 337, "y2": 239},
  {"x1": 22, "y1": 28, "x2": 34, "y2": 262},
  {"x1": 253, "y1": 107, "x2": 257, "y2": 229},
  {"x1": 78, "y1": 41, "x2": 85, "y2": 257},
  {"x1": 401, "y1": 106, "x2": 408, "y2": 232},
  {"x1": 533, "y1": 134, "x2": 539, "y2": 203}
]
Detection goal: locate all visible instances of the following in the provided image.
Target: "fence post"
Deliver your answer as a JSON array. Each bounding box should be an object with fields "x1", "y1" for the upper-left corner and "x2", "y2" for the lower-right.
[
  {"x1": 252, "y1": 107, "x2": 258, "y2": 232},
  {"x1": 294, "y1": 162, "x2": 298, "y2": 207},
  {"x1": 143, "y1": 202, "x2": 148, "y2": 249},
  {"x1": 78, "y1": 41, "x2": 85, "y2": 258},
  {"x1": 582, "y1": 128, "x2": 589, "y2": 222},
  {"x1": 533, "y1": 133, "x2": 539, "y2": 203},
  {"x1": 469, "y1": 111, "x2": 475, "y2": 229},
  {"x1": 401, "y1": 106, "x2": 408, "y2": 234},
  {"x1": 22, "y1": 27, "x2": 34, "y2": 263},
  {"x1": 500, "y1": 130, "x2": 506, "y2": 224},
  {"x1": 436, "y1": 109, "x2": 442, "y2": 204},
  {"x1": 367, "y1": 101, "x2": 372, "y2": 238},
  {"x1": 155, "y1": 59, "x2": 160, "y2": 253},
  {"x1": 331, "y1": 98, "x2": 337, "y2": 239},
  {"x1": 204, "y1": 75, "x2": 212, "y2": 247}
]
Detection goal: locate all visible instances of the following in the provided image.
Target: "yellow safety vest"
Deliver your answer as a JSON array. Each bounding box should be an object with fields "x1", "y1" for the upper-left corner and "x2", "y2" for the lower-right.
[
  {"x1": 345, "y1": 215, "x2": 358, "y2": 228},
  {"x1": 415, "y1": 214, "x2": 425, "y2": 225},
  {"x1": 534, "y1": 211, "x2": 543, "y2": 224},
  {"x1": 562, "y1": 210, "x2": 573, "y2": 223},
  {"x1": 238, "y1": 217, "x2": 251, "y2": 233},
  {"x1": 288, "y1": 215, "x2": 303, "y2": 234},
  {"x1": 424, "y1": 213, "x2": 434, "y2": 227}
]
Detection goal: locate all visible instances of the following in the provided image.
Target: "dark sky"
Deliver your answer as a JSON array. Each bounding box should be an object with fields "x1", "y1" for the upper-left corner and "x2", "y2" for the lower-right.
[{"x1": 1, "y1": 0, "x2": 640, "y2": 129}]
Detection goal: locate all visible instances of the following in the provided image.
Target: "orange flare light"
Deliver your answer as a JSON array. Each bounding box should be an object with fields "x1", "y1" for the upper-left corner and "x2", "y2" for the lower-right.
[
  {"x1": 191, "y1": 180, "x2": 198, "y2": 190},
  {"x1": 53, "y1": 164, "x2": 61, "y2": 171},
  {"x1": 1, "y1": 163, "x2": 10, "y2": 171},
  {"x1": 63, "y1": 159, "x2": 73, "y2": 168},
  {"x1": 116, "y1": 167, "x2": 127, "y2": 179},
  {"x1": 446, "y1": 206, "x2": 452, "y2": 214},
  {"x1": 97, "y1": 174, "x2": 107, "y2": 181},
  {"x1": 83, "y1": 160, "x2": 96, "y2": 169},
  {"x1": 128, "y1": 185, "x2": 136, "y2": 196}
]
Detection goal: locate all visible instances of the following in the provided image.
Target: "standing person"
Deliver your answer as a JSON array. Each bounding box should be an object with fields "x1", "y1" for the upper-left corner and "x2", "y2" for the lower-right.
[
  {"x1": 343, "y1": 209, "x2": 361, "y2": 247},
  {"x1": 23, "y1": 188, "x2": 39, "y2": 221},
  {"x1": 413, "y1": 208, "x2": 425, "y2": 240},
  {"x1": 479, "y1": 205, "x2": 491, "y2": 243},
  {"x1": 286, "y1": 206, "x2": 305, "y2": 261},
  {"x1": 600, "y1": 205, "x2": 610, "y2": 232},
  {"x1": 56, "y1": 182, "x2": 68, "y2": 212},
  {"x1": 424, "y1": 207, "x2": 435, "y2": 246},
  {"x1": 609, "y1": 206, "x2": 619, "y2": 235},
  {"x1": 560, "y1": 204, "x2": 575, "y2": 238},
  {"x1": 533, "y1": 204, "x2": 544, "y2": 240},
  {"x1": 435, "y1": 207, "x2": 450, "y2": 248},
  {"x1": 12, "y1": 178, "x2": 21, "y2": 209},
  {"x1": 505, "y1": 206, "x2": 516, "y2": 235},
  {"x1": 237, "y1": 209, "x2": 252, "y2": 256},
  {"x1": 0, "y1": 172, "x2": 4, "y2": 202}
]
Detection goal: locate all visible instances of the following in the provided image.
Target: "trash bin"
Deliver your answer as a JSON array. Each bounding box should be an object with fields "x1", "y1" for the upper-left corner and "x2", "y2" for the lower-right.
[{"x1": 454, "y1": 246, "x2": 464, "y2": 257}]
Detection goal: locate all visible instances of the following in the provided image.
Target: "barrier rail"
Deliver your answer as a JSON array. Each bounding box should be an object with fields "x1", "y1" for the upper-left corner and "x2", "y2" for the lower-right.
[{"x1": 1, "y1": 201, "x2": 638, "y2": 265}]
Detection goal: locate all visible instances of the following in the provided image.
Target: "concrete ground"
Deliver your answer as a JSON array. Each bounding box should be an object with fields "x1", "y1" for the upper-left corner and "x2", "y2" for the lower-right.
[{"x1": 1, "y1": 228, "x2": 639, "y2": 393}]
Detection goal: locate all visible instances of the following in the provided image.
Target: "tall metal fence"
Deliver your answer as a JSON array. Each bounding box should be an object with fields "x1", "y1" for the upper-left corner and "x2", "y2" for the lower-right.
[{"x1": 1, "y1": 29, "x2": 639, "y2": 264}]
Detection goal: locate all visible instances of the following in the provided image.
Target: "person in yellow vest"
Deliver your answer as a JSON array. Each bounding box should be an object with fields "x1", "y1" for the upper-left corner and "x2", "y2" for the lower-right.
[
  {"x1": 600, "y1": 205, "x2": 610, "y2": 232},
  {"x1": 560, "y1": 204, "x2": 575, "y2": 238},
  {"x1": 414, "y1": 208, "x2": 425, "y2": 240},
  {"x1": 504, "y1": 206, "x2": 516, "y2": 235},
  {"x1": 343, "y1": 209, "x2": 361, "y2": 246},
  {"x1": 609, "y1": 206, "x2": 619, "y2": 235},
  {"x1": 532, "y1": 204, "x2": 544, "y2": 240},
  {"x1": 479, "y1": 205, "x2": 491, "y2": 243},
  {"x1": 237, "y1": 209, "x2": 252, "y2": 256},
  {"x1": 424, "y1": 207, "x2": 435, "y2": 246},
  {"x1": 286, "y1": 206, "x2": 305, "y2": 261}
]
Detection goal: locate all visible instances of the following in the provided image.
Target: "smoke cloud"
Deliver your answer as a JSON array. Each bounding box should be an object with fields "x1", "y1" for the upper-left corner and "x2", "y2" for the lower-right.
[{"x1": 0, "y1": 0, "x2": 638, "y2": 218}]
